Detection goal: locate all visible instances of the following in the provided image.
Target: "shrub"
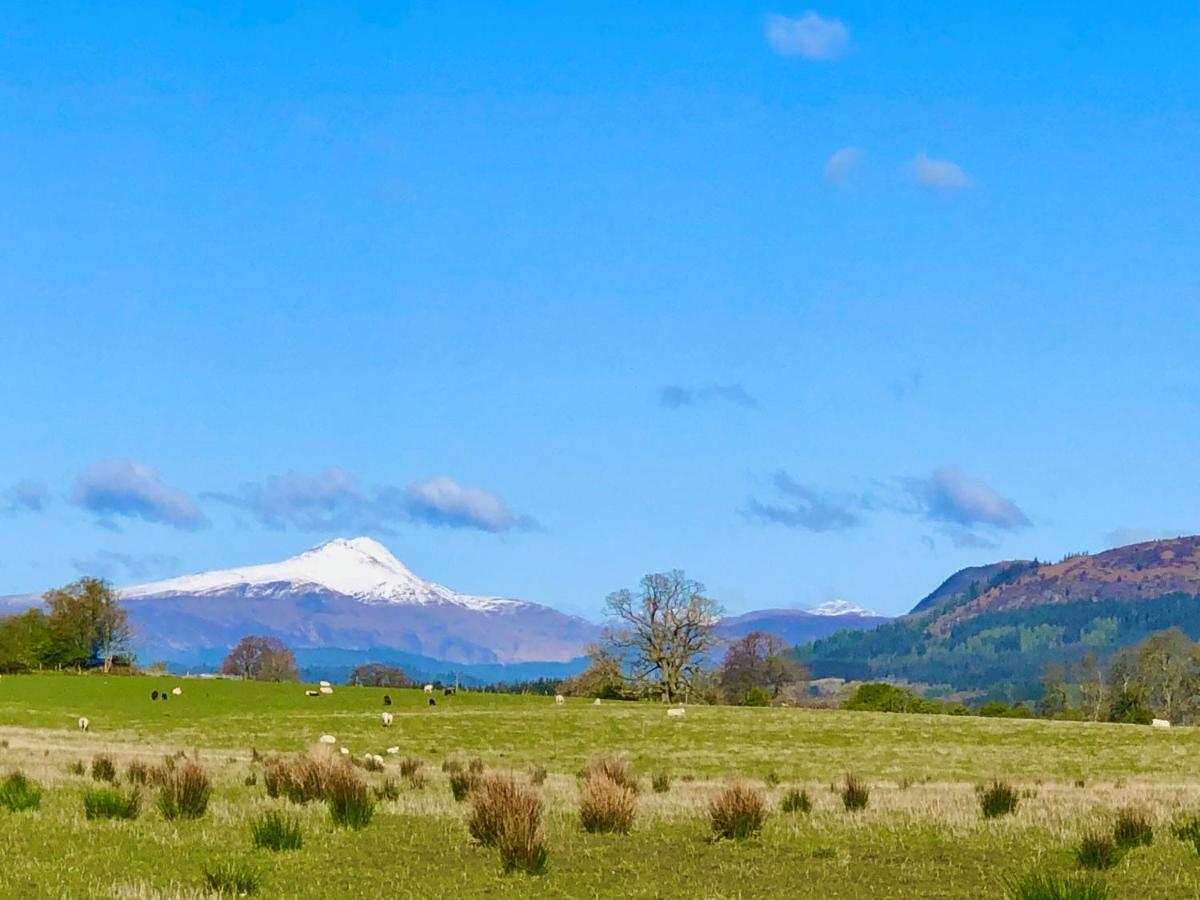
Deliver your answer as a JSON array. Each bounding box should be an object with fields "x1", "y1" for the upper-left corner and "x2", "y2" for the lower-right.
[
  {"x1": 651, "y1": 772, "x2": 670, "y2": 794},
  {"x1": 745, "y1": 687, "x2": 771, "y2": 707},
  {"x1": 1006, "y1": 869, "x2": 1109, "y2": 899},
  {"x1": 399, "y1": 756, "x2": 423, "y2": 778},
  {"x1": 1112, "y1": 807, "x2": 1152, "y2": 849},
  {"x1": 464, "y1": 775, "x2": 547, "y2": 875},
  {"x1": 250, "y1": 811, "x2": 303, "y2": 851},
  {"x1": 579, "y1": 774, "x2": 636, "y2": 834},
  {"x1": 91, "y1": 753, "x2": 118, "y2": 783},
  {"x1": 373, "y1": 778, "x2": 401, "y2": 801},
  {"x1": 327, "y1": 766, "x2": 374, "y2": 830},
  {"x1": 157, "y1": 759, "x2": 212, "y2": 820},
  {"x1": 781, "y1": 787, "x2": 811, "y2": 814},
  {"x1": 841, "y1": 773, "x2": 869, "y2": 812},
  {"x1": 83, "y1": 786, "x2": 141, "y2": 820},
  {"x1": 581, "y1": 755, "x2": 639, "y2": 794},
  {"x1": 1076, "y1": 831, "x2": 1123, "y2": 870},
  {"x1": 529, "y1": 765, "x2": 548, "y2": 786},
  {"x1": 845, "y1": 682, "x2": 939, "y2": 714},
  {"x1": 450, "y1": 769, "x2": 482, "y2": 802},
  {"x1": 708, "y1": 781, "x2": 768, "y2": 840},
  {"x1": 0, "y1": 772, "x2": 41, "y2": 812},
  {"x1": 980, "y1": 779, "x2": 1020, "y2": 819},
  {"x1": 203, "y1": 861, "x2": 260, "y2": 895},
  {"x1": 978, "y1": 701, "x2": 1012, "y2": 717}
]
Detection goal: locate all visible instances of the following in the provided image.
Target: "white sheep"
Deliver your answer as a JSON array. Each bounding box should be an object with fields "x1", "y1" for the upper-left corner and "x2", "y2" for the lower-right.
[
  {"x1": 386, "y1": 746, "x2": 399, "y2": 755},
  {"x1": 381, "y1": 712, "x2": 394, "y2": 727},
  {"x1": 593, "y1": 698, "x2": 602, "y2": 706},
  {"x1": 339, "y1": 747, "x2": 350, "y2": 756},
  {"x1": 666, "y1": 707, "x2": 686, "y2": 718},
  {"x1": 319, "y1": 686, "x2": 334, "y2": 695},
  {"x1": 423, "y1": 684, "x2": 434, "y2": 695},
  {"x1": 305, "y1": 690, "x2": 320, "y2": 697},
  {"x1": 555, "y1": 694, "x2": 565, "y2": 705},
  {"x1": 171, "y1": 687, "x2": 182, "y2": 696},
  {"x1": 319, "y1": 680, "x2": 331, "y2": 688},
  {"x1": 1152, "y1": 718, "x2": 1172, "y2": 729},
  {"x1": 318, "y1": 734, "x2": 337, "y2": 745},
  {"x1": 78, "y1": 716, "x2": 89, "y2": 732}
]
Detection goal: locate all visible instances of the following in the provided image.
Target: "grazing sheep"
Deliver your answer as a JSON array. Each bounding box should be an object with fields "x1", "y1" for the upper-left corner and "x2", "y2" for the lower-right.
[
  {"x1": 428, "y1": 698, "x2": 436, "y2": 707},
  {"x1": 1152, "y1": 718, "x2": 1172, "y2": 729},
  {"x1": 171, "y1": 687, "x2": 182, "y2": 696},
  {"x1": 319, "y1": 680, "x2": 331, "y2": 688},
  {"x1": 78, "y1": 717, "x2": 89, "y2": 732},
  {"x1": 319, "y1": 734, "x2": 337, "y2": 745},
  {"x1": 340, "y1": 747, "x2": 350, "y2": 756},
  {"x1": 386, "y1": 746, "x2": 399, "y2": 755},
  {"x1": 151, "y1": 690, "x2": 159, "y2": 700},
  {"x1": 593, "y1": 698, "x2": 602, "y2": 706},
  {"x1": 666, "y1": 707, "x2": 686, "y2": 718},
  {"x1": 423, "y1": 684, "x2": 434, "y2": 695},
  {"x1": 383, "y1": 695, "x2": 392, "y2": 706},
  {"x1": 161, "y1": 694, "x2": 168, "y2": 702},
  {"x1": 555, "y1": 694, "x2": 565, "y2": 706},
  {"x1": 381, "y1": 712, "x2": 394, "y2": 727},
  {"x1": 305, "y1": 690, "x2": 320, "y2": 697},
  {"x1": 319, "y1": 686, "x2": 334, "y2": 695}
]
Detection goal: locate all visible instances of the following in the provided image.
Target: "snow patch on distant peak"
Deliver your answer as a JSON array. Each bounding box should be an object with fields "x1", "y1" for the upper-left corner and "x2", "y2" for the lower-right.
[
  {"x1": 807, "y1": 599, "x2": 881, "y2": 617},
  {"x1": 122, "y1": 537, "x2": 522, "y2": 611}
]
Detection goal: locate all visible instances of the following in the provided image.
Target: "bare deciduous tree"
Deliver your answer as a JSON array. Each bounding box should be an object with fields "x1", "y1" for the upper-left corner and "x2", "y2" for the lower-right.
[
  {"x1": 220, "y1": 635, "x2": 299, "y2": 682},
  {"x1": 719, "y1": 631, "x2": 806, "y2": 704},
  {"x1": 603, "y1": 570, "x2": 723, "y2": 703}
]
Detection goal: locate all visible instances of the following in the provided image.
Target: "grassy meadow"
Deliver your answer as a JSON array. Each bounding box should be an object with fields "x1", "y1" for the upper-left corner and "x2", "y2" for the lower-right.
[{"x1": 2, "y1": 673, "x2": 1200, "y2": 898}]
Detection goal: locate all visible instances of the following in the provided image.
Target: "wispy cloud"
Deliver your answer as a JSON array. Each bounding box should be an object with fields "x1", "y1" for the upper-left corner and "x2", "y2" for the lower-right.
[
  {"x1": 2, "y1": 479, "x2": 50, "y2": 515},
  {"x1": 206, "y1": 467, "x2": 538, "y2": 534},
  {"x1": 72, "y1": 550, "x2": 181, "y2": 582},
  {"x1": 911, "y1": 153, "x2": 972, "y2": 190},
  {"x1": 71, "y1": 460, "x2": 208, "y2": 531},
  {"x1": 764, "y1": 12, "x2": 850, "y2": 60},
  {"x1": 823, "y1": 146, "x2": 862, "y2": 184},
  {"x1": 903, "y1": 466, "x2": 1029, "y2": 547},
  {"x1": 743, "y1": 471, "x2": 868, "y2": 532},
  {"x1": 659, "y1": 384, "x2": 757, "y2": 410}
]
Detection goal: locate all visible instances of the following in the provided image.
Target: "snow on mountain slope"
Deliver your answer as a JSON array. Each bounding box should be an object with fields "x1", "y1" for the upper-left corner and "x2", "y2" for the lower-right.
[
  {"x1": 124, "y1": 537, "x2": 520, "y2": 612},
  {"x1": 806, "y1": 599, "x2": 882, "y2": 617}
]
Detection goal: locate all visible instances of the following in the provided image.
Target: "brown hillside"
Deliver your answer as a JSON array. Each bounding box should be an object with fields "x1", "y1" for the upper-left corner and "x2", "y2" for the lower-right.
[{"x1": 928, "y1": 535, "x2": 1200, "y2": 635}]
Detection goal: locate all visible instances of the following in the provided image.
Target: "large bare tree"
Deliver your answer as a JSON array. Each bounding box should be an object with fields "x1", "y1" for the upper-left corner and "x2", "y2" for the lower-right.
[
  {"x1": 220, "y1": 636, "x2": 299, "y2": 682},
  {"x1": 603, "y1": 570, "x2": 723, "y2": 703}
]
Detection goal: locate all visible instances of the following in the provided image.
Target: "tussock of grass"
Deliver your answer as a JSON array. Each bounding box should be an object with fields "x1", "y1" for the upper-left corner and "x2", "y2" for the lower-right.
[
  {"x1": 651, "y1": 772, "x2": 670, "y2": 794},
  {"x1": 1075, "y1": 831, "x2": 1123, "y2": 870},
  {"x1": 529, "y1": 765, "x2": 547, "y2": 786},
  {"x1": 841, "y1": 773, "x2": 869, "y2": 812},
  {"x1": 326, "y1": 766, "x2": 374, "y2": 830},
  {"x1": 980, "y1": 779, "x2": 1020, "y2": 819},
  {"x1": 0, "y1": 772, "x2": 42, "y2": 812},
  {"x1": 781, "y1": 787, "x2": 811, "y2": 814},
  {"x1": 373, "y1": 778, "x2": 401, "y2": 801},
  {"x1": 581, "y1": 755, "x2": 639, "y2": 794},
  {"x1": 399, "y1": 756, "x2": 423, "y2": 778},
  {"x1": 465, "y1": 773, "x2": 547, "y2": 875},
  {"x1": 709, "y1": 781, "x2": 768, "y2": 840},
  {"x1": 157, "y1": 759, "x2": 211, "y2": 820},
  {"x1": 1112, "y1": 807, "x2": 1152, "y2": 849},
  {"x1": 264, "y1": 753, "x2": 344, "y2": 805},
  {"x1": 579, "y1": 774, "x2": 636, "y2": 834},
  {"x1": 65, "y1": 760, "x2": 86, "y2": 776},
  {"x1": 203, "y1": 860, "x2": 260, "y2": 896},
  {"x1": 91, "y1": 753, "x2": 117, "y2": 783},
  {"x1": 84, "y1": 786, "x2": 141, "y2": 820},
  {"x1": 125, "y1": 760, "x2": 152, "y2": 785},
  {"x1": 449, "y1": 768, "x2": 482, "y2": 802},
  {"x1": 250, "y1": 810, "x2": 303, "y2": 851},
  {"x1": 1006, "y1": 869, "x2": 1108, "y2": 899},
  {"x1": 1171, "y1": 813, "x2": 1200, "y2": 853}
]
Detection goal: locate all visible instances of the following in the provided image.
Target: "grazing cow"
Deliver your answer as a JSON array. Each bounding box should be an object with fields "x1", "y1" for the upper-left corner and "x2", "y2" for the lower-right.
[
  {"x1": 171, "y1": 687, "x2": 182, "y2": 696},
  {"x1": 423, "y1": 684, "x2": 434, "y2": 695},
  {"x1": 666, "y1": 708, "x2": 686, "y2": 718},
  {"x1": 1152, "y1": 718, "x2": 1172, "y2": 729},
  {"x1": 162, "y1": 694, "x2": 168, "y2": 702},
  {"x1": 319, "y1": 686, "x2": 334, "y2": 695},
  {"x1": 305, "y1": 690, "x2": 320, "y2": 697},
  {"x1": 319, "y1": 734, "x2": 337, "y2": 745},
  {"x1": 78, "y1": 717, "x2": 89, "y2": 732},
  {"x1": 554, "y1": 694, "x2": 565, "y2": 706},
  {"x1": 381, "y1": 712, "x2": 394, "y2": 727},
  {"x1": 383, "y1": 695, "x2": 392, "y2": 706},
  {"x1": 151, "y1": 690, "x2": 159, "y2": 700},
  {"x1": 444, "y1": 687, "x2": 454, "y2": 696},
  {"x1": 428, "y1": 698, "x2": 436, "y2": 707}
]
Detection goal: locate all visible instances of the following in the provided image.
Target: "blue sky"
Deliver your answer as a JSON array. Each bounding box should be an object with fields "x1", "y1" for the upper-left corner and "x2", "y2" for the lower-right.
[{"x1": 2, "y1": 2, "x2": 1198, "y2": 618}]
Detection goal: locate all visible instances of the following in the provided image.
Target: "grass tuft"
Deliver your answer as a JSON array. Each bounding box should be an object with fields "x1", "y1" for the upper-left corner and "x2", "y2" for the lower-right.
[
  {"x1": 1075, "y1": 830, "x2": 1123, "y2": 870},
  {"x1": 83, "y1": 786, "x2": 141, "y2": 820},
  {"x1": 1171, "y1": 813, "x2": 1200, "y2": 853},
  {"x1": 399, "y1": 756, "x2": 423, "y2": 778},
  {"x1": 980, "y1": 779, "x2": 1020, "y2": 819},
  {"x1": 651, "y1": 772, "x2": 670, "y2": 794},
  {"x1": 250, "y1": 810, "x2": 303, "y2": 851},
  {"x1": 326, "y1": 765, "x2": 374, "y2": 830},
  {"x1": 1006, "y1": 869, "x2": 1109, "y2": 899},
  {"x1": 841, "y1": 773, "x2": 869, "y2": 812},
  {"x1": 157, "y1": 759, "x2": 212, "y2": 820},
  {"x1": 0, "y1": 772, "x2": 42, "y2": 812},
  {"x1": 579, "y1": 774, "x2": 636, "y2": 834},
  {"x1": 465, "y1": 773, "x2": 547, "y2": 875},
  {"x1": 529, "y1": 765, "x2": 548, "y2": 786},
  {"x1": 1112, "y1": 807, "x2": 1152, "y2": 849},
  {"x1": 781, "y1": 787, "x2": 811, "y2": 814},
  {"x1": 203, "y1": 860, "x2": 260, "y2": 896},
  {"x1": 708, "y1": 781, "x2": 768, "y2": 840},
  {"x1": 449, "y1": 768, "x2": 482, "y2": 802},
  {"x1": 581, "y1": 755, "x2": 639, "y2": 794},
  {"x1": 373, "y1": 778, "x2": 401, "y2": 801},
  {"x1": 91, "y1": 753, "x2": 118, "y2": 783}
]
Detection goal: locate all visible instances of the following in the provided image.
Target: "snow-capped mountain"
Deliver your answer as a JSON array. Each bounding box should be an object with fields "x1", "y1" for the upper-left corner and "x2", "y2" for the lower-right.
[
  {"x1": 806, "y1": 599, "x2": 883, "y2": 617},
  {"x1": 114, "y1": 538, "x2": 600, "y2": 668}
]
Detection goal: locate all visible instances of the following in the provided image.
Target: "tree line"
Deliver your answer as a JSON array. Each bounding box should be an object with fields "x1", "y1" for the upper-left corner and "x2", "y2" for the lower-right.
[{"x1": 0, "y1": 578, "x2": 133, "y2": 672}]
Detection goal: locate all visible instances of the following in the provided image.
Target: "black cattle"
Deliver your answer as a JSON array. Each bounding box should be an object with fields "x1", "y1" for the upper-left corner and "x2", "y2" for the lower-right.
[
  {"x1": 428, "y1": 698, "x2": 436, "y2": 707},
  {"x1": 383, "y1": 695, "x2": 392, "y2": 706},
  {"x1": 151, "y1": 690, "x2": 159, "y2": 700}
]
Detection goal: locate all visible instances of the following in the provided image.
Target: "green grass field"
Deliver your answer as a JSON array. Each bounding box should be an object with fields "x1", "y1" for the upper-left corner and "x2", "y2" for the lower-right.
[{"x1": 2, "y1": 674, "x2": 1200, "y2": 898}]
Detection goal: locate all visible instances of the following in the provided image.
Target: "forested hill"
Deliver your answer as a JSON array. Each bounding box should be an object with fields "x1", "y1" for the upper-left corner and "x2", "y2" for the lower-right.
[{"x1": 798, "y1": 536, "x2": 1200, "y2": 699}]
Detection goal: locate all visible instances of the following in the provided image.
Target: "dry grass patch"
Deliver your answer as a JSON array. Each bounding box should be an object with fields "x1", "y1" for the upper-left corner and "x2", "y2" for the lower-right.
[
  {"x1": 709, "y1": 781, "x2": 768, "y2": 840},
  {"x1": 466, "y1": 772, "x2": 548, "y2": 874},
  {"x1": 579, "y1": 774, "x2": 636, "y2": 834}
]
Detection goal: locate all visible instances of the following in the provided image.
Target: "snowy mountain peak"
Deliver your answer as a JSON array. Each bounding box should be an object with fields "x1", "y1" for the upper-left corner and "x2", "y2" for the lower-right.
[
  {"x1": 122, "y1": 537, "x2": 521, "y2": 611},
  {"x1": 806, "y1": 599, "x2": 881, "y2": 617}
]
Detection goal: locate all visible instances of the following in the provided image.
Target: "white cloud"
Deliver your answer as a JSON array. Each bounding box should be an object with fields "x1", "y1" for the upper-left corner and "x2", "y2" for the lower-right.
[
  {"x1": 911, "y1": 153, "x2": 972, "y2": 190},
  {"x1": 823, "y1": 146, "x2": 862, "y2": 183},
  {"x1": 764, "y1": 12, "x2": 850, "y2": 61},
  {"x1": 71, "y1": 460, "x2": 208, "y2": 531}
]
